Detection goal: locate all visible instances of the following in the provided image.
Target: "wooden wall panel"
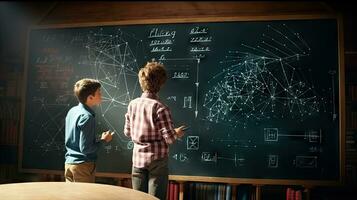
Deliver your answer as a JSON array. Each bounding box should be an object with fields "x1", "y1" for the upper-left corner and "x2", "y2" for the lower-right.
[{"x1": 39, "y1": 1, "x2": 332, "y2": 25}]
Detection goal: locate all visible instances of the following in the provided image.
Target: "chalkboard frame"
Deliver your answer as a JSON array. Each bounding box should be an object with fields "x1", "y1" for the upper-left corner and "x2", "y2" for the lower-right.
[{"x1": 18, "y1": 14, "x2": 345, "y2": 186}]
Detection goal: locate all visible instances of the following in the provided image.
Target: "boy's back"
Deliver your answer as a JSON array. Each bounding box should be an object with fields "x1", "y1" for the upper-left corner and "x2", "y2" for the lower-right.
[
  {"x1": 123, "y1": 62, "x2": 186, "y2": 200},
  {"x1": 65, "y1": 103, "x2": 96, "y2": 164},
  {"x1": 64, "y1": 78, "x2": 112, "y2": 183},
  {"x1": 125, "y1": 92, "x2": 176, "y2": 168}
]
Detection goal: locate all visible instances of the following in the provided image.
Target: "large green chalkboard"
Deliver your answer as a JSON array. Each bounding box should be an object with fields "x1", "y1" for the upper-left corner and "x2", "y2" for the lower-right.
[{"x1": 21, "y1": 17, "x2": 342, "y2": 182}]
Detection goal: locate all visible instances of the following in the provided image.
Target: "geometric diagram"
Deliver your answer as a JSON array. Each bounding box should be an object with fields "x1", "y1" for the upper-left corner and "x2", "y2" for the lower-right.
[
  {"x1": 160, "y1": 57, "x2": 201, "y2": 118},
  {"x1": 203, "y1": 24, "x2": 332, "y2": 128},
  {"x1": 202, "y1": 152, "x2": 245, "y2": 167},
  {"x1": 217, "y1": 153, "x2": 245, "y2": 167},
  {"x1": 294, "y1": 156, "x2": 318, "y2": 168},
  {"x1": 307, "y1": 129, "x2": 322, "y2": 143},
  {"x1": 187, "y1": 136, "x2": 199, "y2": 150},
  {"x1": 86, "y1": 28, "x2": 143, "y2": 148},
  {"x1": 172, "y1": 153, "x2": 188, "y2": 162},
  {"x1": 27, "y1": 55, "x2": 74, "y2": 155},
  {"x1": 264, "y1": 128, "x2": 279, "y2": 141},
  {"x1": 27, "y1": 100, "x2": 69, "y2": 155},
  {"x1": 265, "y1": 128, "x2": 323, "y2": 143},
  {"x1": 268, "y1": 154, "x2": 279, "y2": 168},
  {"x1": 213, "y1": 138, "x2": 257, "y2": 149}
]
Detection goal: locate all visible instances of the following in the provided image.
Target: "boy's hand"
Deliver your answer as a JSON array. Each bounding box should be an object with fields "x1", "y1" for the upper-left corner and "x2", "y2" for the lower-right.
[
  {"x1": 174, "y1": 126, "x2": 186, "y2": 138},
  {"x1": 101, "y1": 130, "x2": 114, "y2": 142}
]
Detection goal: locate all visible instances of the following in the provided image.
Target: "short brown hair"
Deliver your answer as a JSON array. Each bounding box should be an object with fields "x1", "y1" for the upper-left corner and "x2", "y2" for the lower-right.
[
  {"x1": 73, "y1": 78, "x2": 101, "y2": 103},
  {"x1": 138, "y1": 61, "x2": 167, "y2": 93}
]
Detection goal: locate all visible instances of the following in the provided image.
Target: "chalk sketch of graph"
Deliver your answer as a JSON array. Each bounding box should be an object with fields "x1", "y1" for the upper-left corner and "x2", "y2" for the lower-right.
[
  {"x1": 86, "y1": 28, "x2": 143, "y2": 146},
  {"x1": 27, "y1": 97, "x2": 69, "y2": 155},
  {"x1": 203, "y1": 24, "x2": 331, "y2": 128}
]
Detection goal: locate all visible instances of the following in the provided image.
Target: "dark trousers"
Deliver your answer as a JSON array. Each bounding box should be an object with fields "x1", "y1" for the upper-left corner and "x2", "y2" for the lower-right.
[{"x1": 131, "y1": 157, "x2": 168, "y2": 200}]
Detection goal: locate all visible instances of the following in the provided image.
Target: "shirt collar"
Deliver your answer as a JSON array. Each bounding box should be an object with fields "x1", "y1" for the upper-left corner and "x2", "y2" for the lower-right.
[
  {"x1": 79, "y1": 103, "x2": 95, "y2": 117},
  {"x1": 141, "y1": 92, "x2": 159, "y2": 100}
]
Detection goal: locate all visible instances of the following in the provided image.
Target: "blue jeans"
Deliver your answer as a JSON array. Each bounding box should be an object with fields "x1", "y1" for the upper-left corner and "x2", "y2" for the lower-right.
[{"x1": 131, "y1": 157, "x2": 168, "y2": 200}]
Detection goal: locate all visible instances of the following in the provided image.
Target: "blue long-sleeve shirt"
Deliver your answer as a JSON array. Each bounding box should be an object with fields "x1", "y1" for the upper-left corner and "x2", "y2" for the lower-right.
[{"x1": 65, "y1": 103, "x2": 103, "y2": 164}]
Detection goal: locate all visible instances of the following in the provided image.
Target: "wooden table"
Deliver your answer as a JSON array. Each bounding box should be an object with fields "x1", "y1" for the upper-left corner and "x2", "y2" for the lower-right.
[{"x1": 0, "y1": 182, "x2": 159, "y2": 200}]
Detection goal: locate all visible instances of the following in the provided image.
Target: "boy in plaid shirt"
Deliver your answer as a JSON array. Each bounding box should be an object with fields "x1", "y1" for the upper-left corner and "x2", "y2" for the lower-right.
[{"x1": 124, "y1": 61, "x2": 186, "y2": 200}]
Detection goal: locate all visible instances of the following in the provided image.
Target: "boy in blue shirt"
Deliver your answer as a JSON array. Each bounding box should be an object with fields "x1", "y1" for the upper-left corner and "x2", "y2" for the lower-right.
[{"x1": 64, "y1": 78, "x2": 113, "y2": 182}]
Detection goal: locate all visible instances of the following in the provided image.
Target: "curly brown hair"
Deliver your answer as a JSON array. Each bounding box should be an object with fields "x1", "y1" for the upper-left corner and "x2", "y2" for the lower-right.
[{"x1": 138, "y1": 62, "x2": 167, "y2": 93}]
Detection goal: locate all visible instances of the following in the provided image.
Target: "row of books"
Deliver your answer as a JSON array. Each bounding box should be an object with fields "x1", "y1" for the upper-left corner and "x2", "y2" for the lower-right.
[
  {"x1": 346, "y1": 84, "x2": 357, "y2": 101},
  {"x1": 346, "y1": 112, "x2": 357, "y2": 129},
  {"x1": 183, "y1": 182, "x2": 233, "y2": 200},
  {"x1": 346, "y1": 164, "x2": 357, "y2": 185},
  {"x1": 0, "y1": 145, "x2": 17, "y2": 165},
  {"x1": 0, "y1": 80, "x2": 5, "y2": 96},
  {"x1": 346, "y1": 130, "x2": 357, "y2": 185},
  {"x1": 113, "y1": 179, "x2": 253, "y2": 200},
  {"x1": 117, "y1": 180, "x2": 233, "y2": 200},
  {"x1": 185, "y1": 182, "x2": 259, "y2": 200},
  {"x1": 0, "y1": 71, "x2": 23, "y2": 98},
  {"x1": 286, "y1": 188, "x2": 303, "y2": 200},
  {"x1": 120, "y1": 178, "x2": 132, "y2": 188},
  {"x1": 0, "y1": 164, "x2": 18, "y2": 184},
  {"x1": 119, "y1": 180, "x2": 244, "y2": 200},
  {"x1": 0, "y1": 98, "x2": 21, "y2": 120},
  {"x1": 0, "y1": 98, "x2": 20, "y2": 145},
  {"x1": 167, "y1": 181, "x2": 179, "y2": 200},
  {"x1": 0, "y1": 119, "x2": 18, "y2": 145},
  {"x1": 119, "y1": 180, "x2": 311, "y2": 200},
  {"x1": 0, "y1": 70, "x2": 23, "y2": 183},
  {"x1": 119, "y1": 180, "x2": 234, "y2": 200},
  {"x1": 346, "y1": 130, "x2": 357, "y2": 152}
]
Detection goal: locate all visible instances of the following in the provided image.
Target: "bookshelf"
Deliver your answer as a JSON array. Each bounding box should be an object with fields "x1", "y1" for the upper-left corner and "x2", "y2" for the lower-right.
[
  {"x1": 0, "y1": 81, "x2": 22, "y2": 183},
  {"x1": 0, "y1": 70, "x2": 22, "y2": 183},
  {"x1": 0, "y1": 36, "x2": 23, "y2": 183},
  {"x1": 345, "y1": 52, "x2": 357, "y2": 186}
]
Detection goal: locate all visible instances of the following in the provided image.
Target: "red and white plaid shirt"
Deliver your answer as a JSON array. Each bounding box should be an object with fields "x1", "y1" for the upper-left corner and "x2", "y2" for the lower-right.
[{"x1": 124, "y1": 92, "x2": 177, "y2": 168}]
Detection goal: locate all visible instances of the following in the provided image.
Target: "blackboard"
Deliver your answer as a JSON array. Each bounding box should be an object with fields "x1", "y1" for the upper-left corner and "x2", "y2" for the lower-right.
[{"x1": 20, "y1": 17, "x2": 342, "y2": 183}]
